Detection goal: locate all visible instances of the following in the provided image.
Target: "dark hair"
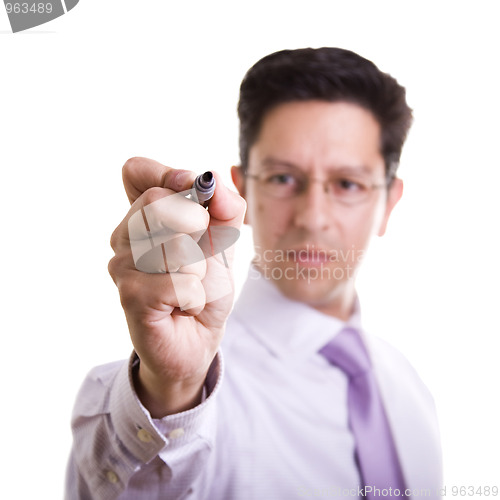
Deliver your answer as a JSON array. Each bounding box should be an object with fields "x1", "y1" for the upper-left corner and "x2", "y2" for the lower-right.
[{"x1": 237, "y1": 47, "x2": 413, "y2": 181}]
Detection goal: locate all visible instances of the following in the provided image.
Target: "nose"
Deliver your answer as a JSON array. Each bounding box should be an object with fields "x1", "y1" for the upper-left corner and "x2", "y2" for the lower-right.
[{"x1": 293, "y1": 179, "x2": 332, "y2": 231}]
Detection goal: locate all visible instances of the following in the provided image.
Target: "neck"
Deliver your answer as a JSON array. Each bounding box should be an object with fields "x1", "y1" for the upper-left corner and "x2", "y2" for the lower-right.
[
  {"x1": 311, "y1": 284, "x2": 357, "y2": 321},
  {"x1": 253, "y1": 263, "x2": 357, "y2": 321}
]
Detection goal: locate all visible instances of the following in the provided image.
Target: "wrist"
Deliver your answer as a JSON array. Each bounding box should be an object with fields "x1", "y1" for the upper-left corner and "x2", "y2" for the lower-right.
[{"x1": 133, "y1": 360, "x2": 206, "y2": 418}]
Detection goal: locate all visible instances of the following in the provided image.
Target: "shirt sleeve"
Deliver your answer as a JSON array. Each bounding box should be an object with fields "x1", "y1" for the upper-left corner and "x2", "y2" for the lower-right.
[{"x1": 65, "y1": 351, "x2": 223, "y2": 500}]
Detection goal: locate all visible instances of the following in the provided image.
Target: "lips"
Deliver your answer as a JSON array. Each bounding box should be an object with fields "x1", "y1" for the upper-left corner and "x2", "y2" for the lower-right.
[{"x1": 286, "y1": 246, "x2": 337, "y2": 266}]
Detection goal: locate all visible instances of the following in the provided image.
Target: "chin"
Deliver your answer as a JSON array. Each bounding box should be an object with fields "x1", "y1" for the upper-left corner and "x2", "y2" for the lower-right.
[{"x1": 274, "y1": 273, "x2": 345, "y2": 306}]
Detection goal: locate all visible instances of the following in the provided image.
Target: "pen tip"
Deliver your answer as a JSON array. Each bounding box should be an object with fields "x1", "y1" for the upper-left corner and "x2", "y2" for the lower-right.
[
  {"x1": 198, "y1": 171, "x2": 214, "y2": 189},
  {"x1": 201, "y1": 171, "x2": 213, "y2": 183}
]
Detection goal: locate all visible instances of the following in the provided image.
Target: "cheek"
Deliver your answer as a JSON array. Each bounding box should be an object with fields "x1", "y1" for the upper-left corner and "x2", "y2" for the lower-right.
[
  {"x1": 339, "y1": 209, "x2": 379, "y2": 247},
  {"x1": 253, "y1": 202, "x2": 291, "y2": 241},
  {"x1": 247, "y1": 202, "x2": 265, "y2": 227}
]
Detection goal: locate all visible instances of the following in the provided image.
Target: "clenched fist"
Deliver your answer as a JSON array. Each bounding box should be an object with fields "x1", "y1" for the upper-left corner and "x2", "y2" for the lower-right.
[{"x1": 108, "y1": 157, "x2": 246, "y2": 417}]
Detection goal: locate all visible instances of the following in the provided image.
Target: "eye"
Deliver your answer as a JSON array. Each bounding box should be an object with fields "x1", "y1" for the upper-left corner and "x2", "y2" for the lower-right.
[
  {"x1": 336, "y1": 179, "x2": 365, "y2": 192},
  {"x1": 266, "y1": 173, "x2": 297, "y2": 185}
]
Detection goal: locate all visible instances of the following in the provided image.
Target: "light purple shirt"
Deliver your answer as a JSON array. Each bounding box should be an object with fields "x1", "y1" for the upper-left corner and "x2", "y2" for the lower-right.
[{"x1": 66, "y1": 268, "x2": 441, "y2": 499}]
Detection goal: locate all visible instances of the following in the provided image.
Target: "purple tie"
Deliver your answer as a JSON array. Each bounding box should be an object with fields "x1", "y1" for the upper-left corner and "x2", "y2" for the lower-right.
[{"x1": 319, "y1": 327, "x2": 406, "y2": 499}]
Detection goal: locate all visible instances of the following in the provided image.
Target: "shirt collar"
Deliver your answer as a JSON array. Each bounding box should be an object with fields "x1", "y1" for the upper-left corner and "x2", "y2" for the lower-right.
[{"x1": 231, "y1": 266, "x2": 364, "y2": 363}]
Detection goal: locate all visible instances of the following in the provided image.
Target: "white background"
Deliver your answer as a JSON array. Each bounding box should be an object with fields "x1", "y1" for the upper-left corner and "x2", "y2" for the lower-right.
[{"x1": 1, "y1": 1, "x2": 499, "y2": 497}]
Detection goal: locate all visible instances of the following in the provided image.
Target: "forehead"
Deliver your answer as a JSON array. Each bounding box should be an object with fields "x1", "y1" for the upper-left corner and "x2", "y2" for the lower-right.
[{"x1": 249, "y1": 100, "x2": 383, "y2": 173}]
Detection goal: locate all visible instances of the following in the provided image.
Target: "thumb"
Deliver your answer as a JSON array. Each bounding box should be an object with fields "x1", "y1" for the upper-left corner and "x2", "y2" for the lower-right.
[{"x1": 206, "y1": 171, "x2": 247, "y2": 229}]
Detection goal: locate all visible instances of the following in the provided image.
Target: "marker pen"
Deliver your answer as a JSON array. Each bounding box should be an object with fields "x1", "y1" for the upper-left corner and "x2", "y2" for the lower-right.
[
  {"x1": 190, "y1": 171, "x2": 228, "y2": 268},
  {"x1": 192, "y1": 171, "x2": 216, "y2": 207}
]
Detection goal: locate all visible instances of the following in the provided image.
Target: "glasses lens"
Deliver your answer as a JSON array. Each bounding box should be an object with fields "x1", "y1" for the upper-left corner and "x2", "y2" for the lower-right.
[
  {"x1": 260, "y1": 171, "x2": 303, "y2": 198},
  {"x1": 250, "y1": 170, "x2": 384, "y2": 204},
  {"x1": 328, "y1": 178, "x2": 371, "y2": 204}
]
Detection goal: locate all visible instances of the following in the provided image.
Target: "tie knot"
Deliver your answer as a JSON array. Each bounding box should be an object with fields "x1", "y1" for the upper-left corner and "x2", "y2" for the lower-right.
[{"x1": 319, "y1": 327, "x2": 371, "y2": 377}]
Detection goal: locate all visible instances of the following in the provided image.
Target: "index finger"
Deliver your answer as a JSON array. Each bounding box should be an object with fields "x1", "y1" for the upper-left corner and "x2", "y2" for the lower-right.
[
  {"x1": 122, "y1": 157, "x2": 246, "y2": 229},
  {"x1": 122, "y1": 157, "x2": 196, "y2": 204}
]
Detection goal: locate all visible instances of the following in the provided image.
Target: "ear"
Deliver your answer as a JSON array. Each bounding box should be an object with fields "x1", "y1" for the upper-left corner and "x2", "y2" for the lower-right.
[
  {"x1": 231, "y1": 165, "x2": 246, "y2": 197},
  {"x1": 377, "y1": 178, "x2": 403, "y2": 237},
  {"x1": 231, "y1": 165, "x2": 250, "y2": 225}
]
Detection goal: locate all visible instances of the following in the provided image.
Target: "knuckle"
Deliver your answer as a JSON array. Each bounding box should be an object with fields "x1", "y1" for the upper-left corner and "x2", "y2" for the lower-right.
[
  {"x1": 183, "y1": 236, "x2": 205, "y2": 264},
  {"x1": 167, "y1": 233, "x2": 189, "y2": 254},
  {"x1": 118, "y1": 278, "x2": 142, "y2": 311},
  {"x1": 180, "y1": 258, "x2": 207, "y2": 281},
  {"x1": 122, "y1": 156, "x2": 146, "y2": 177},
  {"x1": 141, "y1": 186, "x2": 168, "y2": 207},
  {"x1": 173, "y1": 272, "x2": 202, "y2": 302},
  {"x1": 109, "y1": 226, "x2": 121, "y2": 251},
  {"x1": 107, "y1": 253, "x2": 127, "y2": 281},
  {"x1": 107, "y1": 256, "x2": 117, "y2": 277},
  {"x1": 185, "y1": 273, "x2": 203, "y2": 297}
]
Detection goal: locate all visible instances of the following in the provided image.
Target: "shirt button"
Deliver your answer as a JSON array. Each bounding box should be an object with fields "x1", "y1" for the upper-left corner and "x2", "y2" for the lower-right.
[
  {"x1": 168, "y1": 427, "x2": 185, "y2": 439},
  {"x1": 137, "y1": 428, "x2": 153, "y2": 443},
  {"x1": 106, "y1": 470, "x2": 118, "y2": 484}
]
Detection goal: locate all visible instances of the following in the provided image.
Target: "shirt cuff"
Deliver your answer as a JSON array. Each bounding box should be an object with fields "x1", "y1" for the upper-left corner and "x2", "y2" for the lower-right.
[{"x1": 109, "y1": 350, "x2": 223, "y2": 464}]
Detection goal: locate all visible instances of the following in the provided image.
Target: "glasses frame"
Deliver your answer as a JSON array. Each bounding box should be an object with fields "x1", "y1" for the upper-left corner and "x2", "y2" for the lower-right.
[{"x1": 244, "y1": 170, "x2": 390, "y2": 205}]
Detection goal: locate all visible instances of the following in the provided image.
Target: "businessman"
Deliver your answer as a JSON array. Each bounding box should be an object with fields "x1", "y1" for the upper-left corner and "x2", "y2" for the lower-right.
[{"x1": 66, "y1": 47, "x2": 442, "y2": 499}]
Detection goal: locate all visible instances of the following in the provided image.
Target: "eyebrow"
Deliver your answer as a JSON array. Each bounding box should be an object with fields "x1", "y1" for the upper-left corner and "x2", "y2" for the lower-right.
[{"x1": 260, "y1": 156, "x2": 373, "y2": 176}]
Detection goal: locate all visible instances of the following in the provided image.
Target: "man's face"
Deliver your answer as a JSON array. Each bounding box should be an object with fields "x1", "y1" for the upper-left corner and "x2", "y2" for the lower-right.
[{"x1": 232, "y1": 100, "x2": 403, "y2": 319}]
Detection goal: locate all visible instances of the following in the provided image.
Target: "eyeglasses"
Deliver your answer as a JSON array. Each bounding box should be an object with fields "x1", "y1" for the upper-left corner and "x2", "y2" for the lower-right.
[{"x1": 245, "y1": 168, "x2": 388, "y2": 205}]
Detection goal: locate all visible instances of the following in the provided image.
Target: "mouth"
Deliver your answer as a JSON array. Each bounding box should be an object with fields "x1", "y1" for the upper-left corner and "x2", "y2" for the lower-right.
[{"x1": 286, "y1": 246, "x2": 337, "y2": 267}]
